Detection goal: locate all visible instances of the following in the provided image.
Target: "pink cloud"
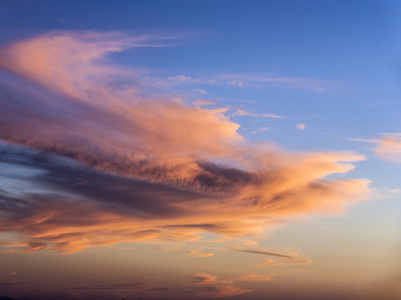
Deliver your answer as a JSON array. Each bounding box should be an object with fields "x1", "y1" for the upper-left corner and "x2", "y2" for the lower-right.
[
  {"x1": 375, "y1": 133, "x2": 401, "y2": 163},
  {"x1": 0, "y1": 32, "x2": 371, "y2": 254},
  {"x1": 349, "y1": 133, "x2": 401, "y2": 163},
  {"x1": 296, "y1": 123, "x2": 306, "y2": 130}
]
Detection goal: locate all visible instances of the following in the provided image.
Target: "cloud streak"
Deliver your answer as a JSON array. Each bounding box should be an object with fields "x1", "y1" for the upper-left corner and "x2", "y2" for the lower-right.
[
  {"x1": 221, "y1": 74, "x2": 345, "y2": 91},
  {"x1": 233, "y1": 248, "x2": 312, "y2": 266},
  {"x1": 164, "y1": 73, "x2": 345, "y2": 92},
  {"x1": 349, "y1": 133, "x2": 401, "y2": 163},
  {"x1": 188, "y1": 250, "x2": 215, "y2": 257},
  {"x1": 233, "y1": 109, "x2": 284, "y2": 119},
  {"x1": 233, "y1": 248, "x2": 294, "y2": 259},
  {"x1": 0, "y1": 31, "x2": 371, "y2": 253}
]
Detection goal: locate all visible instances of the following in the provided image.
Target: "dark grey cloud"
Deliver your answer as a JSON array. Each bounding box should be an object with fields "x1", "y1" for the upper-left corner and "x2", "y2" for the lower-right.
[
  {"x1": 0, "y1": 143, "x2": 199, "y2": 219},
  {"x1": 233, "y1": 248, "x2": 294, "y2": 259}
]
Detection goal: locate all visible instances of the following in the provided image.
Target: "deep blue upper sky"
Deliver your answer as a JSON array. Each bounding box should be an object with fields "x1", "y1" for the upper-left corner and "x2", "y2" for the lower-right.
[{"x1": 0, "y1": 0, "x2": 398, "y2": 76}]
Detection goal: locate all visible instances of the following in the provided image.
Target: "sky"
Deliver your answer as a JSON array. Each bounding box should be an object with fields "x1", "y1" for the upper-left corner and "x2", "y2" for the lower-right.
[{"x1": 0, "y1": 1, "x2": 400, "y2": 299}]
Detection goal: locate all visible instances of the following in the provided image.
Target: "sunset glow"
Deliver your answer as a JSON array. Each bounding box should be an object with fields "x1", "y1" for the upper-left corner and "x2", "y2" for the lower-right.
[{"x1": 0, "y1": 1, "x2": 400, "y2": 300}]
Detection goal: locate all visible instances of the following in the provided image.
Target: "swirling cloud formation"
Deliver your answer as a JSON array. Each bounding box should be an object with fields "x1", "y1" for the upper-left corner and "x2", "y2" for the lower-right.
[{"x1": 0, "y1": 32, "x2": 370, "y2": 253}]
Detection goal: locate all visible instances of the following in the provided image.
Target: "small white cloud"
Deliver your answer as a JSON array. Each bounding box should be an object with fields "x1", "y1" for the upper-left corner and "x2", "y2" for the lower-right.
[{"x1": 296, "y1": 123, "x2": 306, "y2": 130}]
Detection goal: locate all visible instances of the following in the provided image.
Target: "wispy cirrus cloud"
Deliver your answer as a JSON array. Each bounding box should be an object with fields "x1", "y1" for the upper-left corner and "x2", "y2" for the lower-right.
[
  {"x1": 0, "y1": 31, "x2": 371, "y2": 254},
  {"x1": 233, "y1": 109, "x2": 284, "y2": 119},
  {"x1": 192, "y1": 88, "x2": 207, "y2": 95},
  {"x1": 233, "y1": 248, "x2": 294, "y2": 259},
  {"x1": 251, "y1": 127, "x2": 271, "y2": 134},
  {"x1": 163, "y1": 73, "x2": 345, "y2": 92},
  {"x1": 349, "y1": 133, "x2": 401, "y2": 163}
]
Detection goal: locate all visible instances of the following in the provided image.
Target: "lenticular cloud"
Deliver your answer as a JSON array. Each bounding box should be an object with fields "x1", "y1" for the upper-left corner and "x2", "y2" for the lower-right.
[{"x1": 0, "y1": 31, "x2": 370, "y2": 253}]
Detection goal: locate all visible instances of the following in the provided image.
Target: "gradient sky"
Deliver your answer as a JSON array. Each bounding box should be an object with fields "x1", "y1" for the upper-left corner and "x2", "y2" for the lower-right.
[{"x1": 0, "y1": 1, "x2": 400, "y2": 300}]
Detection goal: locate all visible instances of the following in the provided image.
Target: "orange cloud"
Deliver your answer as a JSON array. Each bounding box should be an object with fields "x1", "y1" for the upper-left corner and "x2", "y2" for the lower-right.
[
  {"x1": 188, "y1": 250, "x2": 215, "y2": 257},
  {"x1": 185, "y1": 274, "x2": 253, "y2": 298},
  {"x1": 187, "y1": 274, "x2": 218, "y2": 285},
  {"x1": 223, "y1": 274, "x2": 272, "y2": 282},
  {"x1": 260, "y1": 258, "x2": 284, "y2": 267},
  {"x1": 0, "y1": 32, "x2": 371, "y2": 254}
]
